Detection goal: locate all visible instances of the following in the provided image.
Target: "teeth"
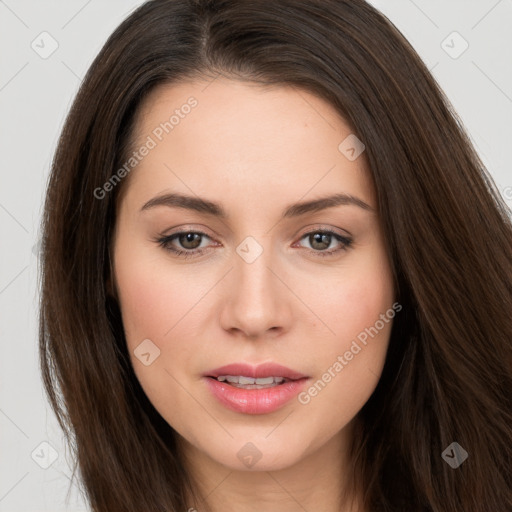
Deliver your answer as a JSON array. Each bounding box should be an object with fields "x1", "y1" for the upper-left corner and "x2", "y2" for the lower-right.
[
  {"x1": 216, "y1": 375, "x2": 286, "y2": 385},
  {"x1": 251, "y1": 376, "x2": 273, "y2": 385}
]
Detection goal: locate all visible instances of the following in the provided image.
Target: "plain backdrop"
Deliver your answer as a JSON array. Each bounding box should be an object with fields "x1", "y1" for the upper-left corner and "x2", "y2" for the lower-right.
[{"x1": 0, "y1": 1, "x2": 511, "y2": 510}]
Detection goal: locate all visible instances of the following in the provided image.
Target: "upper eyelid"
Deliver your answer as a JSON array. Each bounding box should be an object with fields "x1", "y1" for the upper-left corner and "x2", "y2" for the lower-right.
[{"x1": 162, "y1": 225, "x2": 351, "y2": 240}]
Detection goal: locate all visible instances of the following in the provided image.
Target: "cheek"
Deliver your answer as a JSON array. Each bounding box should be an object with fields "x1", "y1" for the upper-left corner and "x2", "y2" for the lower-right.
[
  {"x1": 297, "y1": 248, "x2": 395, "y2": 417},
  {"x1": 115, "y1": 248, "x2": 196, "y2": 348},
  {"x1": 114, "y1": 251, "x2": 207, "y2": 425},
  {"x1": 113, "y1": 245, "x2": 209, "y2": 413},
  {"x1": 310, "y1": 248, "x2": 395, "y2": 348}
]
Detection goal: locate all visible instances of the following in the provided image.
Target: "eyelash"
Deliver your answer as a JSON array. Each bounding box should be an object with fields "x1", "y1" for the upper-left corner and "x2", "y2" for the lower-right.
[{"x1": 155, "y1": 228, "x2": 353, "y2": 259}]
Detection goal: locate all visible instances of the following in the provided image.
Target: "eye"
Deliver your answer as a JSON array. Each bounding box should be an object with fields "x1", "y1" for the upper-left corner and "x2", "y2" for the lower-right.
[
  {"x1": 295, "y1": 228, "x2": 353, "y2": 258},
  {"x1": 156, "y1": 230, "x2": 214, "y2": 259},
  {"x1": 155, "y1": 227, "x2": 353, "y2": 259}
]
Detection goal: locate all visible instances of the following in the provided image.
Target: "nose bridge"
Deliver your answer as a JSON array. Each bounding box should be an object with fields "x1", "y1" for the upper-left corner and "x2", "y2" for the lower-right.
[
  {"x1": 222, "y1": 234, "x2": 289, "y2": 336},
  {"x1": 235, "y1": 234, "x2": 277, "y2": 303}
]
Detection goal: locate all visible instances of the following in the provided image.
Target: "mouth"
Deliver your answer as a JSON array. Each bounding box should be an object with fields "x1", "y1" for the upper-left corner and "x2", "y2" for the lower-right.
[
  {"x1": 203, "y1": 362, "x2": 309, "y2": 414},
  {"x1": 205, "y1": 361, "x2": 308, "y2": 381}
]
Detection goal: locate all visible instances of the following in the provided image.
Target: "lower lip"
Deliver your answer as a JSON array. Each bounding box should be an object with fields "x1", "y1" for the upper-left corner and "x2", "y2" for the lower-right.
[{"x1": 204, "y1": 377, "x2": 309, "y2": 414}]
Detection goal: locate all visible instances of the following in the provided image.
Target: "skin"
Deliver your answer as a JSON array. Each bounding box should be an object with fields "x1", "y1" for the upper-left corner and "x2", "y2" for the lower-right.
[{"x1": 111, "y1": 77, "x2": 396, "y2": 512}]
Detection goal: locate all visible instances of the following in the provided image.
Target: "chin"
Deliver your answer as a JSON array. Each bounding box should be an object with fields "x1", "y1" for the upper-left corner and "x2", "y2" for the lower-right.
[{"x1": 200, "y1": 435, "x2": 310, "y2": 472}]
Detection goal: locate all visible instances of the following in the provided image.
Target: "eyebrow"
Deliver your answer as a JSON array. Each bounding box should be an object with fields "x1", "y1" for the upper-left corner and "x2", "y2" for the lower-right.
[{"x1": 140, "y1": 192, "x2": 374, "y2": 218}]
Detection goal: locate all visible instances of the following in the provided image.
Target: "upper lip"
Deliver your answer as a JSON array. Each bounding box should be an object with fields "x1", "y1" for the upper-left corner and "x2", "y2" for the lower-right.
[{"x1": 205, "y1": 362, "x2": 308, "y2": 380}]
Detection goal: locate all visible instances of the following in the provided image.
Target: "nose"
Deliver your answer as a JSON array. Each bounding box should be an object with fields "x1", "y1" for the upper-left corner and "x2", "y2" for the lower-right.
[{"x1": 219, "y1": 239, "x2": 293, "y2": 339}]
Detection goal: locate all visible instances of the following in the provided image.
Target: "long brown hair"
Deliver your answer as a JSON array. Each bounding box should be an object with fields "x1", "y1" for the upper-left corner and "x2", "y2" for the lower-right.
[{"x1": 39, "y1": 0, "x2": 512, "y2": 510}]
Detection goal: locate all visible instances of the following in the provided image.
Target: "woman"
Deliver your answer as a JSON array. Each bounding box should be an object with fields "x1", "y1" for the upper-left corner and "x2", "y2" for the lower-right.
[{"x1": 39, "y1": 0, "x2": 512, "y2": 511}]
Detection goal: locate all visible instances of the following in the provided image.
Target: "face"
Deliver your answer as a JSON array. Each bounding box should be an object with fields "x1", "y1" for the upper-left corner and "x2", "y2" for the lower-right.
[{"x1": 111, "y1": 77, "x2": 396, "y2": 474}]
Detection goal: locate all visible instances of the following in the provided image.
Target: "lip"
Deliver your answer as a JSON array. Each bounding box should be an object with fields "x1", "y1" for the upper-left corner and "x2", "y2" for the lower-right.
[{"x1": 203, "y1": 362, "x2": 309, "y2": 415}]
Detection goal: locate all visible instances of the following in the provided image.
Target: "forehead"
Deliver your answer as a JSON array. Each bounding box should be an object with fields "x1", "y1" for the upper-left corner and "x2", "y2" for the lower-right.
[{"x1": 122, "y1": 77, "x2": 375, "y2": 213}]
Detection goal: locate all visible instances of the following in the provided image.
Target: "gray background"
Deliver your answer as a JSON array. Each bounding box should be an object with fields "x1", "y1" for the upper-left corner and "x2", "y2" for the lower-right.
[{"x1": 0, "y1": 1, "x2": 511, "y2": 510}]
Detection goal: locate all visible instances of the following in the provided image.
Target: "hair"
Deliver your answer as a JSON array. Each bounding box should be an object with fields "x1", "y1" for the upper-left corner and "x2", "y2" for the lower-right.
[{"x1": 39, "y1": 0, "x2": 512, "y2": 510}]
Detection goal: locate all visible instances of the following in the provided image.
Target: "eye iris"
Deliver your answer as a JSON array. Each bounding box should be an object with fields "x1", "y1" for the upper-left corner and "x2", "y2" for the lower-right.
[
  {"x1": 179, "y1": 233, "x2": 202, "y2": 249},
  {"x1": 310, "y1": 233, "x2": 331, "y2": 250}
]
